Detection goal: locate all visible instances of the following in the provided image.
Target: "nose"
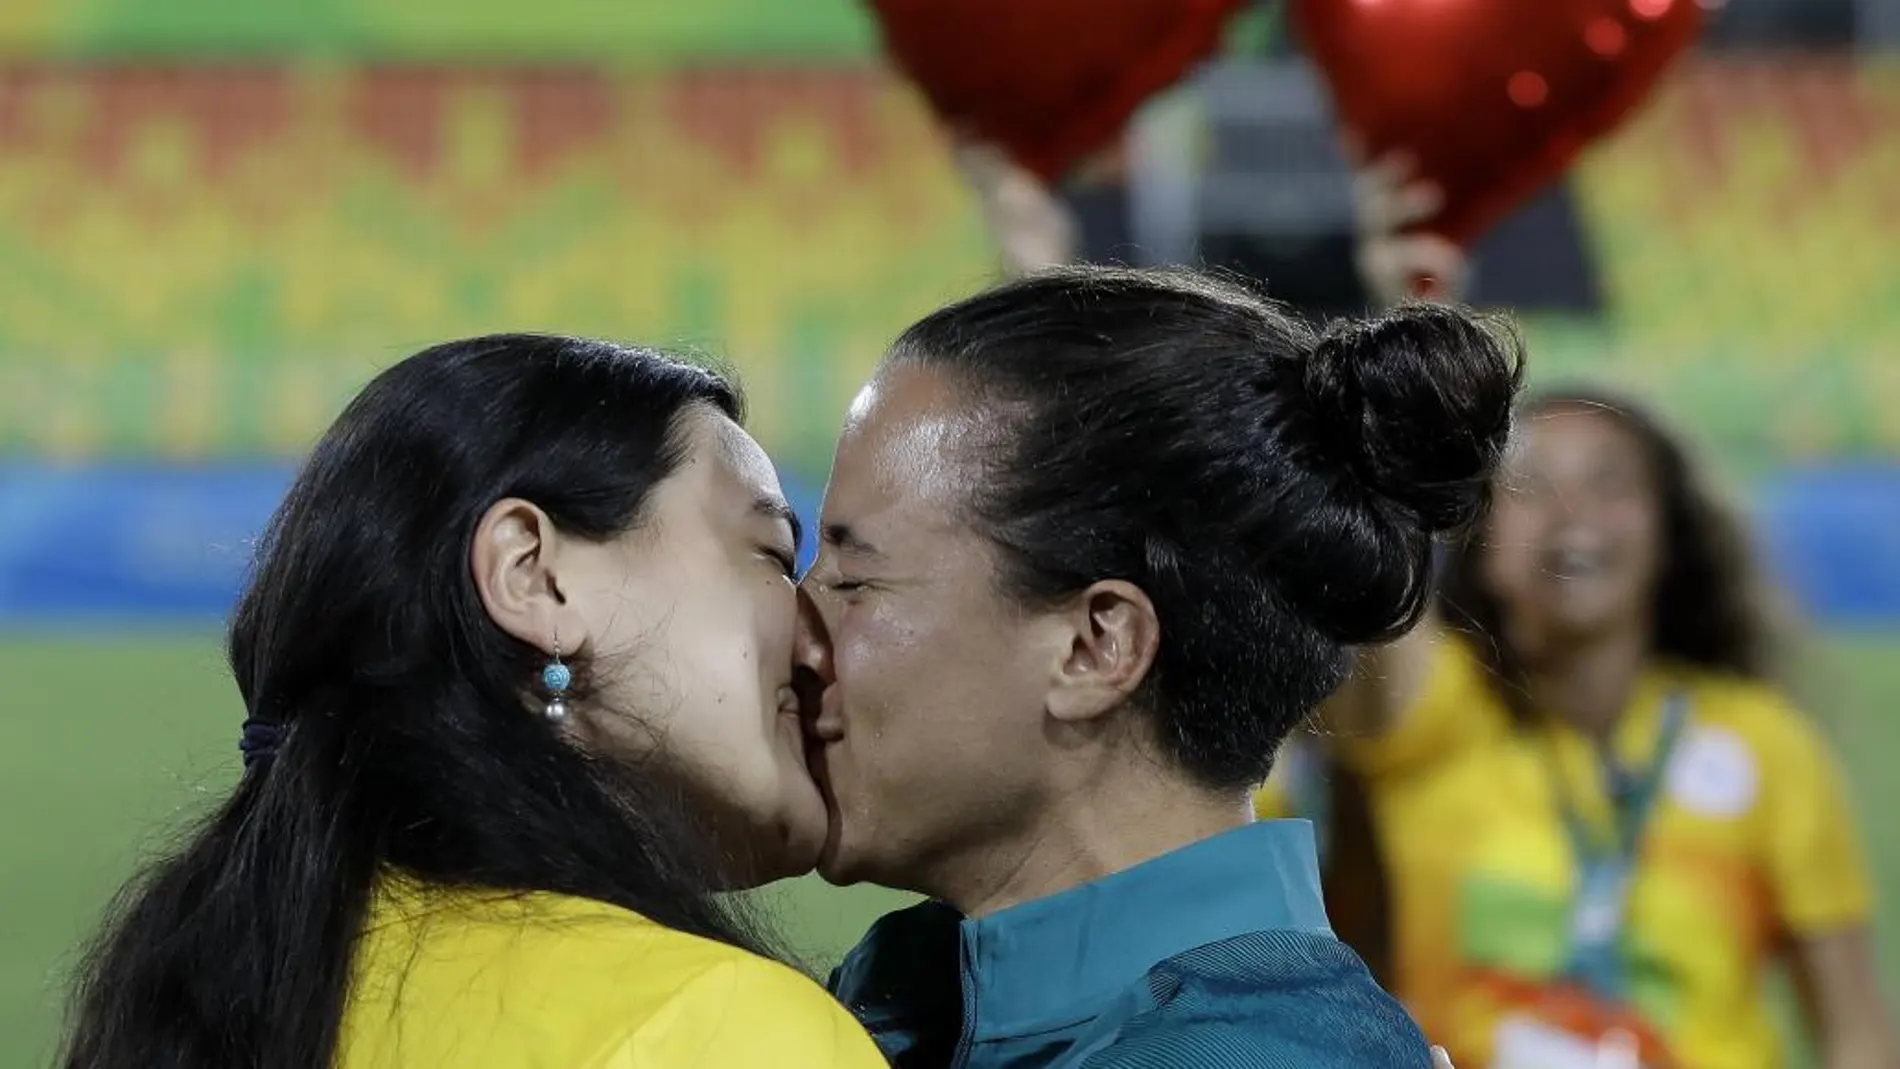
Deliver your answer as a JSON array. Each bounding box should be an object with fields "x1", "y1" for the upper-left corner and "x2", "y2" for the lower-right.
[
  {"x1": 792, "y1": 586, "x2": 834, "y2": 684},
  {"x1": 791, "y1": 588, "x2": 842, "y2": 740}
]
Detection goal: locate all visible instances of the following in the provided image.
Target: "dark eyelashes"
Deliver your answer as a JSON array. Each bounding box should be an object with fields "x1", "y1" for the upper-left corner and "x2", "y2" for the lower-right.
[{"x1": 765, "y1": 548, "x2": 797, "y2": 579}]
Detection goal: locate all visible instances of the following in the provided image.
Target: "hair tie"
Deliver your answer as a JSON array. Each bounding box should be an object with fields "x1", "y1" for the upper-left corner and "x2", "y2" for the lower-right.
[{"x1": 239, "y1": 719, "x2": 284, "y2": 768}]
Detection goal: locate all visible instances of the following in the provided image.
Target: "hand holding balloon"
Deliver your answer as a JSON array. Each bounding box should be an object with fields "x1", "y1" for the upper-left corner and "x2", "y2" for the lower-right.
[
  {"x1": 1295, "y1": 0, "x2": 1700, "y2": 248},
  {"x1": 1349, "y1": 142, "x2": 1470, "y2": 308},
  {"x1": 953, "y1": 140, "x2": 1078, "y2": 278}
]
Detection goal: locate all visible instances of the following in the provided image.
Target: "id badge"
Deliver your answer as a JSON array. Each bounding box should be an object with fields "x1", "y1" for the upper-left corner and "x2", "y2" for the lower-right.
[{"x1": 1491, "y1": 1016, "x2": 1644, "y2": 1069}]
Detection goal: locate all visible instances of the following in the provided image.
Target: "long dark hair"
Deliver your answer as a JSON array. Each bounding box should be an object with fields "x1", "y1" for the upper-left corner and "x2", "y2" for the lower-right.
[
  {"x1": 1439, "y1": 387, "x2": 1777, "y2": 710},
  {"x1": 59, "y1": 335, "x2": 772, "y2": 1069},
  {"x1": 889, "y1": 266, "x2": 1523, "y2": 790}
]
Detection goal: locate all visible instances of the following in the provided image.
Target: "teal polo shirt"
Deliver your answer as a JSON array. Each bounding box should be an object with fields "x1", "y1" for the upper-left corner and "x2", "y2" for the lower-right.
[{"x1": 829, "y1": 820, "x2": 1430, "y2": 1068}]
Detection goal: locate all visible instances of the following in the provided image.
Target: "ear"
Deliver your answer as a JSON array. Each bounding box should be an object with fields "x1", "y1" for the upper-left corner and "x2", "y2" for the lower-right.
[
  {"x1": 1044, "y1": 579, "x2": 1160, "y2": 723},
  {"x1": 470, "y1": 497, "x2": 589, "y2": 657}
]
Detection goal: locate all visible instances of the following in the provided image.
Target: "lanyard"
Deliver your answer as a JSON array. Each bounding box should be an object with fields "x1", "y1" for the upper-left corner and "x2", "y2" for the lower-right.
[{"x1": 1545, "y1": 692, "x2": 1690, "y2": 1002}]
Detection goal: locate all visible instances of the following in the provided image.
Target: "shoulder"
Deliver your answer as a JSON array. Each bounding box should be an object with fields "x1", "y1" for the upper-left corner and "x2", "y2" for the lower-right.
[
  {"x1": 1666, "y1": 670, "x2": 1843, "y2": 819},
  {"x1": 1673, "y1": 669, "x2": 1836, "y2": 776},
  {"x1": 348, "y1": 887, "x2": 881, "y2": 1069},
  {"x1": 829, "y1": 901, "x2": 966, "y2": 1067},
  {"x1": 609, "y1": 951, "x2": 886, "y2": 1068},
  {"x1": 1077, "y1": 930, "x2": 1432, "y2": 1069},
  {"x1": 1341, "y1": 629, "x2": 1510, "y2": 777},
  {"x1": 1423, "y1": 630, "x2": 1506, "y2": 712},
  {"x1": 831, "y1": 899, "x2": 963, "y2": 1001},
  {"x1": 378, "y1": 887, "x2": 750, "y2": 989},
  {"x1": 480, "y1": 895, "x2": 878, "y2": 1062},
  {"x1": 1676, "y1": 668, "x2": 1810, "y2": 739}
]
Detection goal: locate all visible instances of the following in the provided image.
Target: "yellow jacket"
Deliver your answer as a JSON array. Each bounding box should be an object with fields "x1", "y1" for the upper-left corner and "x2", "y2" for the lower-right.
[{"x1": 335, "y1": 879, "x2": 886, "y2": 1068}]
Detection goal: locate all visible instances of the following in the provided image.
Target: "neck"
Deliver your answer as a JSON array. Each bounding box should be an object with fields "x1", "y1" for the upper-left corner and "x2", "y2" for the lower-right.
[
  {"x1": 923, "y1": 762, "x2": 1250, "y2": 919},
  {"x1": 1522, "y1": 625, "x2": 1649, "y2": 740}
]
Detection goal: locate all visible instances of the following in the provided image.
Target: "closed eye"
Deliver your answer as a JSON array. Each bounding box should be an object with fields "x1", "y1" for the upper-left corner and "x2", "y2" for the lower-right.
[{"x1": 763, "y1": 548, "x2": 797, "y2": 579}]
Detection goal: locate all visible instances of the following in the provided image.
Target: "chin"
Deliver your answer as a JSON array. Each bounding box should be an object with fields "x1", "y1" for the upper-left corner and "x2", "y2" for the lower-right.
[
  {"x1": 703, "y1": 787, "x2": 830, "y2": 889},
  {"x1": 720, "y1": 829, "x2": 822, "y2": 890},
  {"x1": 759, "y1": 802, "x2": 830, "y2": 882},
  {"x1": 779, "y1": 827, "x2": 828, "y2": 879},
  {"x1": 814, "y1": 827, "x2": 869, "y2": 888},
  {"x1": 815, "y1": 856, "x2": 859, "y2": 888},
  {"x1": 741, "y1": 856, "x2": 817, "y2": 889}
]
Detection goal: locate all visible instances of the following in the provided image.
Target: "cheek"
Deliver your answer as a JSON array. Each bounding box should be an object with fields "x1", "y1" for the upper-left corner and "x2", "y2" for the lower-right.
[
  {"x1": 610, "y1": 583, "x2": 789, "y2": 744},
  {"x1": 831, "y1": 602, "x2": 965, "y2": 761},
  {"x1": 837, "y1": 606, "x2": 1037, "y2": 743},
  {"x1": 702, "y1": 562, "x2": 798, "y2": 659},
  {"x1": 750, "y1": 576, "x2": 799, "y2": 663},
  {"x1": 1614, "y1": 504, "x2": 1666, "y2": 584},
  {"x1": 1479, "y1": 514, "x2": 1536, "y2": 589},
  {"x1": 1486, "y1": 499, "x2": 1544, "y2": 550},
  {"x1": 705, "y1": 579, "x2": 802, "y2": 716},
  {"x1": 833, "y1": 609, "x2": 905, "y2": 724}
]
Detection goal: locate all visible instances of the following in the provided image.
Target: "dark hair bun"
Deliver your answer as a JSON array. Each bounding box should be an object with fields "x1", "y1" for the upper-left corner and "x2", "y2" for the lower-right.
[{"x1": 1302, "y1": 303, "x2": 1524, "y2": 533}]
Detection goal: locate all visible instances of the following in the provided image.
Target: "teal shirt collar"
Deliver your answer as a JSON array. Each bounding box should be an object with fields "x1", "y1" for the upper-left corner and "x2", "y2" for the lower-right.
[{"x1": 960, "y1": 819, "x2": 1331, "y2": 1043}]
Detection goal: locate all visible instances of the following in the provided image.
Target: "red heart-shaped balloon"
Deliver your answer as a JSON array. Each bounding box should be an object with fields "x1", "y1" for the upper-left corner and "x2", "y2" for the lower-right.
[
  {"x1": 865, "y1": 0, "x2": 1249, "y2": 181},
  {"x1": 1294, "y1": 0, "x2": 1701, "y2": 247}
]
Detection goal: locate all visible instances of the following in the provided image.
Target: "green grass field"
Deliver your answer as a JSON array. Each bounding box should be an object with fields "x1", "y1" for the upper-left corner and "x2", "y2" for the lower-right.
[{"x1": 4, "y1": 633, "x2": 1896, "y2": 1067}]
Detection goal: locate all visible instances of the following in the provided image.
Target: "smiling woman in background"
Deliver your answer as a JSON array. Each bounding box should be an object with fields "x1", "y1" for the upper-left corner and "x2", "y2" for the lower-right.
[
  {"x1": 1303, "y1": 386, "x2": 1899, "y2": 1069},
  {"x1": 1250, "y1": 159, "x2": 1900, "y2": 1069},
  {"x1": 57, "y1": 335, "x2": 884, "y2": 1069}
]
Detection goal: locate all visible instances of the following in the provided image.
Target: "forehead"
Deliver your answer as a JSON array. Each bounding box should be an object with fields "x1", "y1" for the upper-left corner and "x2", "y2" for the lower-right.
[
  {"x1": 826, "y1": 363, "x2": 984, "y2": 546},
  {"x1": 1514, "y1": 405, "x2": 1649, "y2": 473},
  {"x1": 671, "y1": 404, "x2": 785, "y2": 506}
]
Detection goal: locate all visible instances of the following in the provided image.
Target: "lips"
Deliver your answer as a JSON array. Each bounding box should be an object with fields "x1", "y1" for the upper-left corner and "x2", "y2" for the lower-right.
[
  {"x1": 1542, "y1": 536, "x2": 1612, "y2": 581},
  {"x1": 768, "y1": 683, "x2": 812, "y2": 773},
  {"x1": 805, "y1": 735, "x2": 835, "y2": 792},
  {"x1": 801, "y1": 718, "x2": 836, "y2": 793}
]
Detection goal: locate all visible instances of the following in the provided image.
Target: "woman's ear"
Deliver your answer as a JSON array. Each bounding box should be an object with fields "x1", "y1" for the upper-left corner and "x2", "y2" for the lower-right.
[
  {"x1": 1044, "y1": 579, "x2": 1160, "y2": 723},
  {"x1": 470, "y1": 497, "x2": 589, "y2": 656}
]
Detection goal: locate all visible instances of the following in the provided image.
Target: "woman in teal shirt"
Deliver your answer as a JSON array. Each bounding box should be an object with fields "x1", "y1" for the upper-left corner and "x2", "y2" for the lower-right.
[{"x1": 795, "y1": 265, "x2": 1522, "y2": 1066}]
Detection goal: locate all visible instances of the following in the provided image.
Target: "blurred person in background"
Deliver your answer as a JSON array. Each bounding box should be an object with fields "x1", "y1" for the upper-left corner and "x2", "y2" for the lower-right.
[
  {"x1": 1273, "y1": 156, "x2": 1900, "y2": 1069},
  {"x1": 1311, "y1": 384, "x2": 1900, "y2": 1069},
  {"x1": 798, "y1": 263, "x2": 1522, "y2": 1067},
  {"x1": 58, "y1": 336, "x2": 886, "y2": 1069}
]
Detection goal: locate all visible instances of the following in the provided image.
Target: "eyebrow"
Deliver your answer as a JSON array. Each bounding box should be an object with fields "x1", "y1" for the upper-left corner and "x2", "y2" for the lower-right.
[
  {"x1": 821, "y1": 521, "x2": 884, "y2": 561},
  {"x1": 753, "y1": 497, "x2": 803, "y2": 550}
]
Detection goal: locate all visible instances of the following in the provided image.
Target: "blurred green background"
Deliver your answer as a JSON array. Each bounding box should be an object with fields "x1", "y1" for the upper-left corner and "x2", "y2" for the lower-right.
[{"x1": 2, "y1": 1, "x2": 1898, "y2": 1066}]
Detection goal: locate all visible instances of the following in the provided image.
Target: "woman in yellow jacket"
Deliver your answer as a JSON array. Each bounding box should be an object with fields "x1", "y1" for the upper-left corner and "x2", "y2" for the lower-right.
[
  {"x1": 58, "y1": 336, "x2": 885, "y2": 1069},
  {"x1": 1301, "y1": 388, "x2": 1898, "y2": 1069},
  {"x1": 1254, "y1": 156, "x2": 1900, "y2": 1069}
]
